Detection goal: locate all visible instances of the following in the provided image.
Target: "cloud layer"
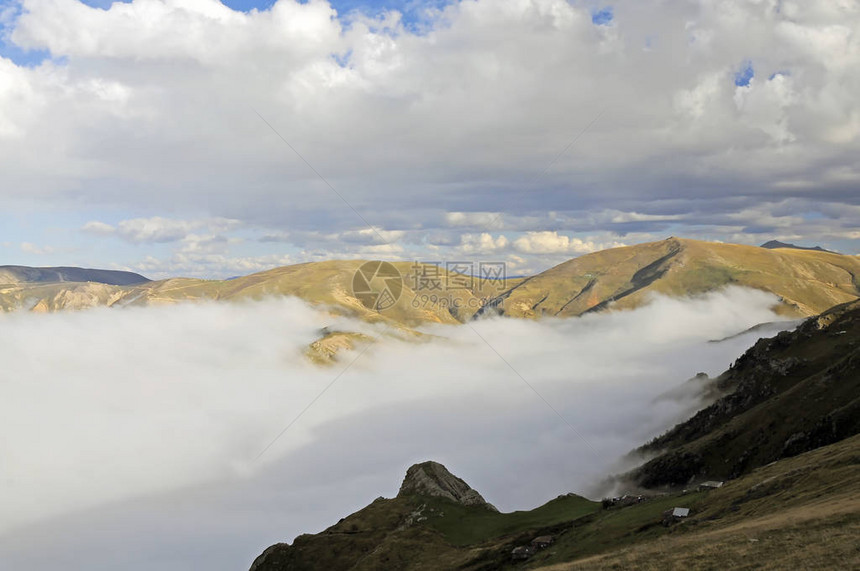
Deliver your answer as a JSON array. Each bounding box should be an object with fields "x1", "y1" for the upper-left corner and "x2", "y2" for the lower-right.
[
  {"x1": 0, "y1": 287, "x2": 789, "y2": 569},
  {"x1": 0, "y1": 0, "x2": 859, "y2": 275}
]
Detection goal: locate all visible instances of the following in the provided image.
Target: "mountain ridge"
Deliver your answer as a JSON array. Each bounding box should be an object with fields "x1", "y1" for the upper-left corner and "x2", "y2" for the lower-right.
[
  {"x1": 0, "y1": 265, "x2": 150, "y2": 286},
  {"x1": 484, "y1": 237, "x2": 860, "y2": 319},
  {"x1": 760, "y1": 239, "x2": 835, "y2": 253},
  {"x1": 627, "y1": 297, "x2": 860, "y2": 488},
  {"x1": 4, "y1": 238, "x2": 859, "y2": 321}
]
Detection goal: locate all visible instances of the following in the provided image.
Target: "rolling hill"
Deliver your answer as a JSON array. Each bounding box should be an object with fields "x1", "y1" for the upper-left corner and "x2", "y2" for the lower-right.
[
  {"x1": 483, "y1": 237, "x2": 860, "y2": 319},
  {"x1": 0, "y1": 261, "x2": 512, "y2": 324},
  {"x1": 3, "y1": 239, "x2": 858, "y2": 323}
]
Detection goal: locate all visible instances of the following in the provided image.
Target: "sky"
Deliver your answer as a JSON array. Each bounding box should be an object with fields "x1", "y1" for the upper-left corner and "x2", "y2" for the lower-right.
[
  {"x1": 0, "y1": 287, "x2": 789, "y2": 570},
  {"x1": 0, "y1": 0, "x2": 859, "y2": 279}
]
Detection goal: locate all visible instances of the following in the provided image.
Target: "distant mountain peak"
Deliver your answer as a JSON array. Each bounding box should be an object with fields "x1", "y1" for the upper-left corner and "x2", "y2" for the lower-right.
[
  {"x1": 397, "y1": 461, "x2": 497, "y2": 510},
  {"x1": 759, "y1": 240, "x2": 835, "y2": 254},
  {"x1": 0, "y1": 265, "x2": 150, "y2": 286}
]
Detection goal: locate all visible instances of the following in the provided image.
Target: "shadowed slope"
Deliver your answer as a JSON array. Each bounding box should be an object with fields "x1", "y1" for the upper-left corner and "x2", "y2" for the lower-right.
[{"x1": 628, "y1": 299, "x2": 860, "y2": 488}]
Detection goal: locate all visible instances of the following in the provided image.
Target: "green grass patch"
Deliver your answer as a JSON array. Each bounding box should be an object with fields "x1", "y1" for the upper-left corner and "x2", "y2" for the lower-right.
[{"x1": 423, "y1": 495, "x2": 600, "y2": 547}]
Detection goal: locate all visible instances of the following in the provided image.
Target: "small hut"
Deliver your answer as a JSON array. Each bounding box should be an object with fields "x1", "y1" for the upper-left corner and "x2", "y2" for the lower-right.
[{"x1": 531, "y1": 535, "x2": 554, "y2": 549}]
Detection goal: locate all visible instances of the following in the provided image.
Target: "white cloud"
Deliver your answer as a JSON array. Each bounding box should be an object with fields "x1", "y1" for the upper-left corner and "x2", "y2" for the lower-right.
[
  {"x1": 132, "y1": 252, "x2": 296, "y2": 278},
  {"x1": 445, "y1": 212, "x2": 504, "y2": 229},
  {"x1": 338, "y1": 227, "x2": 406, "y2": 244},
  {"x1": 80, "y1": 220, "x2": 115, "y2": 235},
  {"x1": 513, "y1": 231, "x2": 624, "y2": 255},
  {"x1": 355, "y1": 242, "x2": 404, "y2": 256},
  {"x1": 83, "y1": 217, "x2": 242, "y2": 244},
  {"x1": 1, "y1": 0, "x2": 859, "y2": 268},
  {"x1": 456, "y1": 232, "x2": 509, "y2": 254},
  {"x1": 0, "y1": 288, "x2": 789, "y2": 569},
  {"x1": 1, "y1": 3, "x2": 853, "y2": 209},
  {"x1": 19, "y1": 241, "x2": 54, "y2": 255}
]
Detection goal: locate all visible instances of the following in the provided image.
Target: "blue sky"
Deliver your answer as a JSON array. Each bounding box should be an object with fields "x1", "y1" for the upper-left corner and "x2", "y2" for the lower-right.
[
  {"x1": 74, "y1": 0, "x2": 455, "y2": 22},
  {"x1": 735, "y1": 60, "x2": 754, "y2": 87},
  {"x1": 0, "y1": 0, "x2": 452, "y2": 65},
  {"x1": 591, "y1": 6, "x2": 612, "y2": 26}
]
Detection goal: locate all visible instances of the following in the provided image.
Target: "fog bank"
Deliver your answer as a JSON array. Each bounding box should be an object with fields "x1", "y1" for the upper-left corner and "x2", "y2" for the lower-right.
[{"x1": 0, "y1": 287, "x2": 790, "y2": 570}]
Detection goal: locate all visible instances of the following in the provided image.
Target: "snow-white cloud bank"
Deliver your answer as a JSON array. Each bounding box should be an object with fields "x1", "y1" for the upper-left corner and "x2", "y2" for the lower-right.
[{"x1": 0, "y1": 287, "x2": 789, "y2": 570}]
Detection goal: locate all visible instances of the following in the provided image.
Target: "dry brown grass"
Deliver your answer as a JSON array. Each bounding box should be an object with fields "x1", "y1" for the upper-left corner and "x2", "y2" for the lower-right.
[
  {"x1": 538, "y1": 435, "x2": 860, "y2": 571},
  {"x1": 543, "y1": 513, "x2": 860, "y2": 570},
  {"x1": 499, "y1": 237, "x2": 860, "y2": 318}
]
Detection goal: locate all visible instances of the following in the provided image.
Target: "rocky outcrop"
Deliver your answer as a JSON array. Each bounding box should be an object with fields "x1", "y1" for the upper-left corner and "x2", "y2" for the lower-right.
[
  {"x1": 397, "y1": 461, "x2": 497, "y2": 511},
  {"x1": 304, "y1": 329, "x2": 375, "y2": 364}
]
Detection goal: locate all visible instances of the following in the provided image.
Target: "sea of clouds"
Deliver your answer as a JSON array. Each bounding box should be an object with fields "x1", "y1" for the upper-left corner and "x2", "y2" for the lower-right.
[{"x1": 0, "y1": 287, "x2": 791, "y2": 570}]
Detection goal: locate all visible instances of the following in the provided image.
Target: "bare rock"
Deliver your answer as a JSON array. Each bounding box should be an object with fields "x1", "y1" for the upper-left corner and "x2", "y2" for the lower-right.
[{"x1": 397, "y1": 461, "x2": 497, "y2": 511}]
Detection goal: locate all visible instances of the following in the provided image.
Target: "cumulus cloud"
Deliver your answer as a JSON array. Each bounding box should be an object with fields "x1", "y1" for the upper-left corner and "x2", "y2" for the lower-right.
[
  {"x1": 456, "y1": 232, "x2": 509, "y2": 254},
  {"x1": 132, "y1": 251, "x2": 297, "y2": 278},
  {"x1": 0, "y1": 287, "x2": 791, "y2": 569},
  {"x1": 512, "y1": 231, "x2": 624, "y2": 255},
  {"x1": 82, "y1": 217, "x2": 242, "y2": 244},
  {"x1": 445, "y1": 212, "x2": 504, "y2": 229},
  {"x1": 338, "y1": 227, "x2": 406, "y2": 245},
  {"x1": 0, "y1": 0, "x2": 858, "y2": 272},
  {"x1": 19, "y1": 241, "x2": 54, "y2": 255}
]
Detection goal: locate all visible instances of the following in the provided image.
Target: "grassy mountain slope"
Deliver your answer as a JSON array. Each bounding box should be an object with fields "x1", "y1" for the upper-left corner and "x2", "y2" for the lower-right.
[
  {"x1": 488, "y1": 238, "x2": 860, "y2": 318},
  {"x1": 249, "y1": 465, "x2": 601, "y2": 571},
  {"x1": 537, "y1": 435, "x2": 860, "y2": 570},
  {"x1": 0, "y1": 281, "x2": 130, "y2": 313},
  {"x1": 627, "y1": 298, "x2": 860, "y2": 488},
  {"x1": 3, "y1": 239, "x2": 858, "y2": 322},
  {"x1": 0, "y1": 261, "x2": 516, "y2": 326},
  {"x1": 249, "y1": 435, "x2": 860, "y2": 571}
]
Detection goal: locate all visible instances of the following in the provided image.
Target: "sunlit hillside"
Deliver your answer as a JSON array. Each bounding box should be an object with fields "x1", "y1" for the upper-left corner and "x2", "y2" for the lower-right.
[{"x1": 489, "y1": 237, "x2": 860, "y2": 319}]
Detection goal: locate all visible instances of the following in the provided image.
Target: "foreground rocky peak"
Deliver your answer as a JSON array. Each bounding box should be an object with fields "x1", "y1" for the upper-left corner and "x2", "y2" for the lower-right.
[{"x1": 397, "y1": 461, "x2": 497, "y2": 510}]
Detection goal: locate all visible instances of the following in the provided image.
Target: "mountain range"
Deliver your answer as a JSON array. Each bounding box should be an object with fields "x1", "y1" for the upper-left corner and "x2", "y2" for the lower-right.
[
  {"x1": 3, "y1": 238, "x2": 858, "y2": 320},
  {"x1": 3, "y1": 237, "x2": 859, "y2": 364}
]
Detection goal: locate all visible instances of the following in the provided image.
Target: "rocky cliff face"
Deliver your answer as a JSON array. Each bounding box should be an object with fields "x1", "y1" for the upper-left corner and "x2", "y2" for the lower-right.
[{"x1": 397, "y1": 461, "x2": 497, "y2": 511}]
